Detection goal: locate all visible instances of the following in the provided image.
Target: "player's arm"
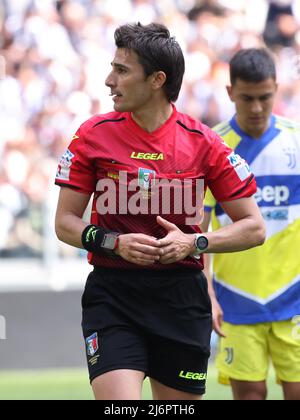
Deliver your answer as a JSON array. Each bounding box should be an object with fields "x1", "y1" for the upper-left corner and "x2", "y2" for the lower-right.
[
  {"x1": 203, "y1": 196, "x2": 265, "y2": 253},
  {"x1": 55, "y1": 187, "x2": 91, "y2": 248},
  {"x1": 55, "y1": 187, "x2": 162, "y2": 266},
  {"x1": 201, "y1": 211, "x2": 215, "y2": 298},
  {"x1": 158, "y1": 196, "x2": 265, "y2": 260},
  {"x1": 54, "y1": 126, "x2": 159, "y2": 264}
]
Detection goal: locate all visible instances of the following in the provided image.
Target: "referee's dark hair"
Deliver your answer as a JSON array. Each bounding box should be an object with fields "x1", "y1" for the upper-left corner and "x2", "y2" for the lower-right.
[
  {"x1": 230, "y1": 48, "x2": 277, "y2": 86},
  {"x1": 114, "y1": 22, "x2": 185, "y2": 102}
]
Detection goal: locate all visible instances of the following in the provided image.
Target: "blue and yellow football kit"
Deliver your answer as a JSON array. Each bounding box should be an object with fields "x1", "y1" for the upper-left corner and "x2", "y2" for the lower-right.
[{"x1": 205, "y1": 115, "x2": 300, "y2": 383}]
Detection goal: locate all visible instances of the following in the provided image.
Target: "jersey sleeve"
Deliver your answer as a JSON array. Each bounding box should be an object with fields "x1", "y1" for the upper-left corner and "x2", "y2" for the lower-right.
[
  {"x1": 206, "y1": 131, "x2": 257, "y2": 202},
  {"x1": 55, "y1": 122, "x2": 96, "y2": 194}
]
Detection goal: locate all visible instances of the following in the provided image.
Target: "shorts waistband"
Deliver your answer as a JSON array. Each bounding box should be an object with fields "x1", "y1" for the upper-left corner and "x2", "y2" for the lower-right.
[{"x1": 93, "y1": 266, "x2": 201, "y2": 277}]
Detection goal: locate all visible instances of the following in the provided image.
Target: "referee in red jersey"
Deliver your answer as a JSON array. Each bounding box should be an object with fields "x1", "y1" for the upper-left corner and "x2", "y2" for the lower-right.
[{"x1": 55, "y1": 23, "x2": 265, "y2": 400}]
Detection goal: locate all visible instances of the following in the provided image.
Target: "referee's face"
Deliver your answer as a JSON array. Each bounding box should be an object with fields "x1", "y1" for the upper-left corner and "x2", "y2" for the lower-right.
[
  {"x1": 227, "y1": 77, "x2": 278, "y2": 139},
  {"x1": 105, "y1": 48, "x2": 156, "y2": 113}
]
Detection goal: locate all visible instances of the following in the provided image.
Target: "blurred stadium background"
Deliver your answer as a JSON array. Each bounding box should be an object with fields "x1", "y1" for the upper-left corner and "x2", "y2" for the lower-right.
[{"x1": 1, "y1": 0, "x2": 299, "y2": 400}]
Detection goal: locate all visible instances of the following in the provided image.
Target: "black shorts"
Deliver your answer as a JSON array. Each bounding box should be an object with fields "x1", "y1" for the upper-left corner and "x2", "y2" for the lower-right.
[{"x1": 82, "y1": 267, "x2": 212, "y2": 395}]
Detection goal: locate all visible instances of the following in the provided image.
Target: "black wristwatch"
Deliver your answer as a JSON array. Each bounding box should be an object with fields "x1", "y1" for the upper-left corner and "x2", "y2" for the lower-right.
[
  {"x1": 194, "y1": 234, "x2": 209, "y2": 255},
  {"x1": 101, "y1": 233, "x2": 120, "y2": 252}
]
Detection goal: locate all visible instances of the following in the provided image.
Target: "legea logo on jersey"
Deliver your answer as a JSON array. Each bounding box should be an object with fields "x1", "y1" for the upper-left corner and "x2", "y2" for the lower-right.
[
  {"x1": 95, "y1": 171, "x2": 205, "y2": 226},
  {"x1": 0, "y1": 315, "x2": 6, "y2": 340},
  {"x1": 255, "y1": 185, "x2": 290, "y2": 206},
  {"x1": 131, "y1": 152, "x2": 164, "y2": 161}
]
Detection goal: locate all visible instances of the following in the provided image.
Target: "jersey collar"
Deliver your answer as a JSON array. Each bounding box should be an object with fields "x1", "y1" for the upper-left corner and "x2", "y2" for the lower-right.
[{"x1": 127, "y1": 103, "x2": 178, "y2": 138}]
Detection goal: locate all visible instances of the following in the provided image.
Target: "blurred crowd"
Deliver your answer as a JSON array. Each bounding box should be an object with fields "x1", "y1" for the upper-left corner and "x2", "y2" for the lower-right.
[{"x1": 0, "y1": 0, "x2": 300, "y2": 258}]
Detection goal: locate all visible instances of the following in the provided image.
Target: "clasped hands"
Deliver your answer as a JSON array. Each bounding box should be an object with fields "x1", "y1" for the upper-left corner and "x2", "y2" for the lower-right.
[{"x1": 116, "y1": 216, "x2": 196, "y2": 266}]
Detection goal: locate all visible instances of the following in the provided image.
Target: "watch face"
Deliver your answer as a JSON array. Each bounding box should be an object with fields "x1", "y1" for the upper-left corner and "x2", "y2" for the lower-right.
[
  {"x1": 196, "y1": 236, "x2": 208, "y2": 251},
  {"x1": 102, "y1": 234, "x2": 117, "y2": 250}
]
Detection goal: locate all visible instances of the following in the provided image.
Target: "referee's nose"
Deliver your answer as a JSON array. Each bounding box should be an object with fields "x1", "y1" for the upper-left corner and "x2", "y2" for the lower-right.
[{"x1": 105, "y1": 71, "x2": 115, "y2": 89}]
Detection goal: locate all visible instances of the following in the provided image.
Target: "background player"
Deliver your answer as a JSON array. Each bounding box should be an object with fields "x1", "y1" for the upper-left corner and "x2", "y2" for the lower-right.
[{"x1": 202, "y1": 48, "x2": 300, "y2": 400}]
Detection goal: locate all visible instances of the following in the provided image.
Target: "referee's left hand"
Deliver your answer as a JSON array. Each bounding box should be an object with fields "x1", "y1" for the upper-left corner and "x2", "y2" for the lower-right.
[{"x1": 156, "y1": 216, "x2": 195, "y2": 264}]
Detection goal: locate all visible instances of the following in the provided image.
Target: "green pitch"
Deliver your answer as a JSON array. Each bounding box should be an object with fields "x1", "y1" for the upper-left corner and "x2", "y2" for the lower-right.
[{"x1": 0, "y1": 364, "x2": 283, "y2": 400}]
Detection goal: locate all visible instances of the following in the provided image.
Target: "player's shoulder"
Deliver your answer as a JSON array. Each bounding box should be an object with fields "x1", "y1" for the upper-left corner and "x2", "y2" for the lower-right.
[
  {"x1": 275, "y1": 115, "x2": 300, "y2": 133},
  {"x1": 176, "y1": 111, "x2": 223, "y2": 144},
  {"x1": 212, "y1": 119, "x2": 242, "y2": 150},
  {"x1": 212, "y1": 120, "x2": 232, "y2": 137}
]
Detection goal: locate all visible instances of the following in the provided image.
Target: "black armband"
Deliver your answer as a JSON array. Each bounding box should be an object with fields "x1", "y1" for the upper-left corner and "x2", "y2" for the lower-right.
[{"x1": 81, "y1": 225, "x2": 120, "y2": 257}]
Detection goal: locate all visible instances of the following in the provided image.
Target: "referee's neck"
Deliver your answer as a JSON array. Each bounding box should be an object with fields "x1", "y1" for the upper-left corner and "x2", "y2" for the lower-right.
[{"x1": 131, "y1": 101, "x2": 173, "y2": 133}]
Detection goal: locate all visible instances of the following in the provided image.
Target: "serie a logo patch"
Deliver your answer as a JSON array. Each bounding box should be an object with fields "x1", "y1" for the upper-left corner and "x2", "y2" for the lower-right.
[
  {"x1": 227, "y1": 152, "x2": 251, "y2": 182},
  {"x1": 56, "y1": 149, "x2": 75, "y2": 181}
]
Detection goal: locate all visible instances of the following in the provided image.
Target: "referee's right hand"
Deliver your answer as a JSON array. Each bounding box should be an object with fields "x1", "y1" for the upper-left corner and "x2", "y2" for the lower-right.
[{"x1": 115, "y1": 234, "x2": 163, "y2": 266}]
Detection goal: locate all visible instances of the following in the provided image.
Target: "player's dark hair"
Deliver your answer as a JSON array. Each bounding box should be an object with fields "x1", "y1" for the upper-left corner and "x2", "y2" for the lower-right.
[
  {"x1": 114, "y1": 22, "x2": 185, "y2": 102},
  {"x1": 230, "y1": 48, "x2": 276, "y2": 85}
]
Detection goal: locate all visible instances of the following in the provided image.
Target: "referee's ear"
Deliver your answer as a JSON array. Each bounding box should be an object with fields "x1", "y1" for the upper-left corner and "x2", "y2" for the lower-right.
[{"x1": 151, "y1": 71, "x2": 167, "y2": 92}]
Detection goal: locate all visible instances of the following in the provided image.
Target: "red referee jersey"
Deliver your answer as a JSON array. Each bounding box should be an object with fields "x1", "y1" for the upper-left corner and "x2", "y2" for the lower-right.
[{"x1": 55, "y1": 105, "x2": 256, "y2": 270}]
